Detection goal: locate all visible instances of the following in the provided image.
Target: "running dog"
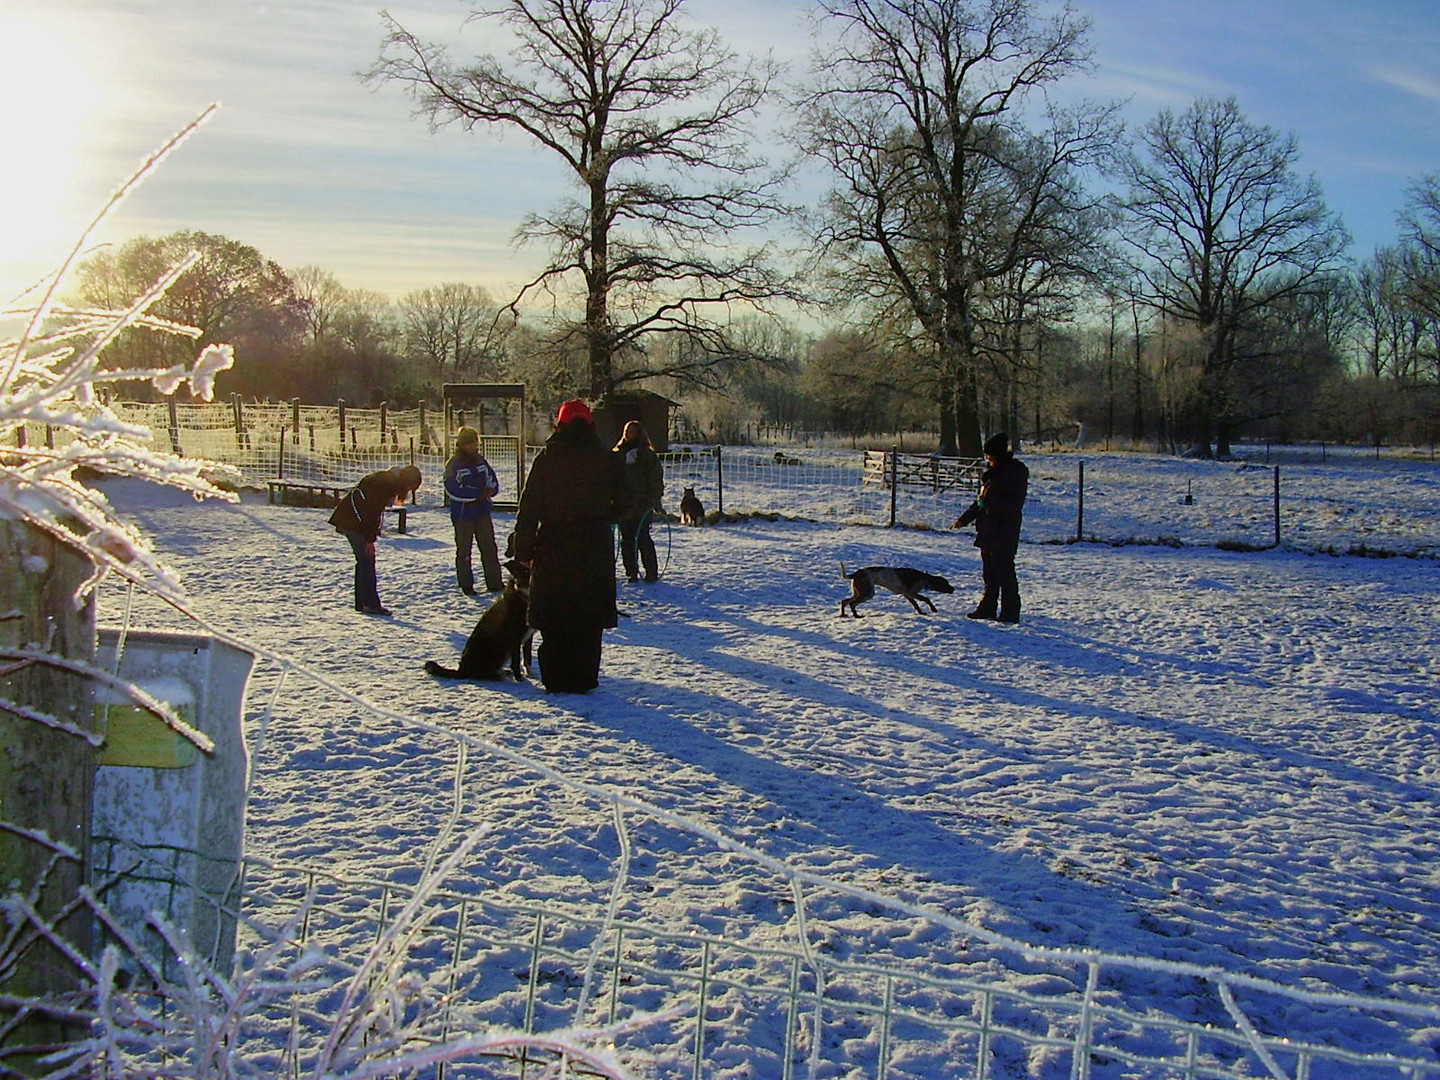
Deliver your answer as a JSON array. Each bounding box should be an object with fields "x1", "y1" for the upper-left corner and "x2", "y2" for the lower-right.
[
  {"x1": 839, "y1": 563, "x2": 954, "y2": 617},
  {"x1": 425, "y1": 561, "x2": 534, "y2": 681}
]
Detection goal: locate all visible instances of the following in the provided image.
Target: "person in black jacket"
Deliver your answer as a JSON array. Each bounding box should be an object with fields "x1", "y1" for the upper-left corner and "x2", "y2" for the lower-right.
[
  {"x1": 511, "y1": 400, "x2": 625, "y2": 692},
  {"x1": 953, "y1": 433, "x2": 1028, "y2": 623},
  {"x1": 613, "y1": 419, "x2": 664, "y2": 583},
  {"x1": 329, "y1": 464, "x2": 421, "y2": 616}
]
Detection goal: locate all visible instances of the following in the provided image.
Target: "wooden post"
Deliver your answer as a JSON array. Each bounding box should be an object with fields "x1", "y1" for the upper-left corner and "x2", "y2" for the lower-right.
[
  {"x1": 278, "y1": 427, "x2": 287, "y2": 479},
  {"x1": 338, "y1": 399, "x2": 347, "y2": 450},
  {"x1": 888, "y1": 446, "x2": 899, "y2": 528},
  {"x1": 291, "y1": 398, "x2": 301, "y2": 442},
  {"x1": 0, "y1": 520, "x2": 98, "y2": 1063},
  {"x1": 167, "y1": 398, "x2": 182, "y2": 455},
  {"x1": 1076, "y1": 460, "x2": 1085, "y2": 542},
  {"x1": 379, "y1": 401, "x2": 388, "y2": 443},
  {"x1": 230, "y1": 393, "x2": 245, "y2": 449}
]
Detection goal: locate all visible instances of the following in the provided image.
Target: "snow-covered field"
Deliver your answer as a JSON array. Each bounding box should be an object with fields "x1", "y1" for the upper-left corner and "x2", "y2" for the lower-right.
[{"x1": 93, "y1": 447, "x2": 1440, "y2": 1079}]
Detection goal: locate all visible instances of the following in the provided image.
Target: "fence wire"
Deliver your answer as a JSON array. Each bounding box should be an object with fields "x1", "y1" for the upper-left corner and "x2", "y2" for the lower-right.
[{"x1": 17, "y1": 404, "x2": 1437, "y2": 554}]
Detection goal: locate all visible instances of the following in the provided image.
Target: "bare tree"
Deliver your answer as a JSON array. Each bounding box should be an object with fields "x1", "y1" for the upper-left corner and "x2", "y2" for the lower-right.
[
  {"x1": 290, "y1": 267, "x2": 403, "y2": 402},
  {"x1": 796, "y1": 0, "x2": 1116, "y2": 456},
  {"x1": 369, "y1": 0, "x2": 795, "y2": 400},
  {"x1": 1397, "y1": 174, "x2": 1440, "y2": 383},
  {"x1": 1118, "y1": 96, "x2": 1349, "y2": 456},
  {"x1": 399, "y1": 282, "x2": 507, "y2": 385}
]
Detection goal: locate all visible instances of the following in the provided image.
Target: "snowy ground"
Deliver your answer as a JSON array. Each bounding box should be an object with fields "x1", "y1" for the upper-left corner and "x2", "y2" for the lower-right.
[{"x1": 92, "y1": 448, "x2": 1440, "y2": 1078}]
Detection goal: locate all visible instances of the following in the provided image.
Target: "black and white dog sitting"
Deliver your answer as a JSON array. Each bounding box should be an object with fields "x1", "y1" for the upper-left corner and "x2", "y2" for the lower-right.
[
  {"x1": 839, "y1": 563, "x2": 954, "y2": 617},
  {"x1": 425, "y1": 561, "x2": 534, "y2": 681}
]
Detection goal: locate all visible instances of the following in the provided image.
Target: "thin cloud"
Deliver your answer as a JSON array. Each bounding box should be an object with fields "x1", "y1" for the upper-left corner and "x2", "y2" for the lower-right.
[{"x1": 1367, "y1": 67, "x2": 1440, "y2": 104}]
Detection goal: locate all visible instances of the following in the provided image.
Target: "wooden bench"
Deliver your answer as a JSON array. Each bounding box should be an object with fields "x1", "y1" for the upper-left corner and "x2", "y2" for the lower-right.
[
  {"x1": 266, "y1": 480, "x2": 411, "y2": 533},
  {"x1": 266, "y1": 479, "x2": 349, "y2": 506}
]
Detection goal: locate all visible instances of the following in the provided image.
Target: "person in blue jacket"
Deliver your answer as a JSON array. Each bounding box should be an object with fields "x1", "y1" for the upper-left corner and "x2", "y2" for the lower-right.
[{"x1": 444, "y1": 426, "x2": 502, "y2": 594}]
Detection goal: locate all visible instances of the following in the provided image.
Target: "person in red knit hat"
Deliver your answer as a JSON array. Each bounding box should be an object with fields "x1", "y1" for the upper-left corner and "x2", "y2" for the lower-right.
[{"x1": 511, "y1": 400, "x2": 626, "y2": 691}]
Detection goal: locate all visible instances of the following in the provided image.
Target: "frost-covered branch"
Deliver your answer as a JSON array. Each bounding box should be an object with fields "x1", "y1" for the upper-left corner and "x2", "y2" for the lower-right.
[{"x1": 1, "y1": 108, "x2": 240, "y2": 608}]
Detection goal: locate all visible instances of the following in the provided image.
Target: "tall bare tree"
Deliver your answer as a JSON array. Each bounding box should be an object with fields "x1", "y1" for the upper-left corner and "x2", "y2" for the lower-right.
[
  {"x1": 290, "y1": 267, "x2": 402, "y2": 402},
  {"x1": 399, "y1": 282, "x2": 507, "y2": 385},
  {"x1": 796, "y1": 0, "x2": 1116, "y2": 455},
  {"x1": 369, "y1": 0, "x2": 795, "y2": 400},
  {"x1": 1397, "y1": 174, "x2": 1440, "y2": 384},
  {"x1": 1118, "y1": 96, "x2": 1349, "y2": 456}
]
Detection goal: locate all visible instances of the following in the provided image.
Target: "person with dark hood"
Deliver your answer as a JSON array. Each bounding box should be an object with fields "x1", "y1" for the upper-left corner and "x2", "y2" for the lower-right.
[
  {"x1": 511, "y1": 400, "x2": 626, "y2": 692},
  {"x1": 612, "y1": 419, "x2": 664, "y2": 583},
  {"x1": 953, "y1": 433, "x2": 1029, "y2": 623},
  {"x1": 444, "y1": 426, "x2": 502, "y2": 595},
  {"x1": 329, "y1": 464, "x2": 422, "y2": 616}
]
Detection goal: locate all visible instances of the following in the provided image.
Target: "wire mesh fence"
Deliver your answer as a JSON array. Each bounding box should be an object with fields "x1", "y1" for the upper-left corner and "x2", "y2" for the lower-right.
[{"x1": 17, "y1": 404, "x2": 1438, "y2": 555}]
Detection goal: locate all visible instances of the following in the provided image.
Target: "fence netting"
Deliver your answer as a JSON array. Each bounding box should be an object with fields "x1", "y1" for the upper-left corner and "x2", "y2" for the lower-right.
[{"x1": 16, "y1": 404, "x2": 1437, "y2": 554}]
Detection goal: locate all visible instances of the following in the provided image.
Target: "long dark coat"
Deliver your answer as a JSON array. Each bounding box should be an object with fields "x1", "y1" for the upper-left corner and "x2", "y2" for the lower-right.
[
  {"x1": 512, "y1": 423, "x2": 625, "y2": 634},
  {"x1": 957, "y1": 454, "x2": 1029, "y2": 555},
  {"x1": 615, "y1": 444, "x2": 665, "y2": 518},
  {"x1": 328, "y1": 468, "x2": 408, "y2": 540}
]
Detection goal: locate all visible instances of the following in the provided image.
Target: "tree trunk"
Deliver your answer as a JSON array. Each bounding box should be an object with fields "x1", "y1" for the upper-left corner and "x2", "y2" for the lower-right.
[
  {"x1": 953, "y1": 363, "x2": 983, "y2": 458},
  {"x1": 587, "y1": 177, "x2": 611, "y2": 399},
  {"x1": 935, "y1": 378, "x2": 958, "y2": 456},
  {"x1": 0, "y1": 519, "x2": 97, "y2": 1068}
]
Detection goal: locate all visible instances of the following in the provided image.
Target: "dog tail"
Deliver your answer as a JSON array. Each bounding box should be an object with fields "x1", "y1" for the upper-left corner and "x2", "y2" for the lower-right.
[
  {"x1": 840, "y1": 560, "x2": 848, "y2": 581},
  {"x1": 424, "y1": 659, "x2": 462, "y2": 679}
]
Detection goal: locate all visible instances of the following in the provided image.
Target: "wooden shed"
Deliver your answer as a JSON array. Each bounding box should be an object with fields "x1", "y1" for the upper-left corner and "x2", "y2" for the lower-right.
[{"x1": 593, "y1": 390, "x2": 678, "y2": 452}]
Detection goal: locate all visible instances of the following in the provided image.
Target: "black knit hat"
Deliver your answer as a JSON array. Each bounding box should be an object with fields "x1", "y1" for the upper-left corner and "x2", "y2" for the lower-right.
[{"x1": 983, "y1": 432, "x2": 1009, "y2": 456}]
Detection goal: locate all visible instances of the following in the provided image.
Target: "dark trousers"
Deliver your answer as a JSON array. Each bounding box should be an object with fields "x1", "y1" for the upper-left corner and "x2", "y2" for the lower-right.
[
  {"x1": 978, "y1": 548, "x2": 1021, "y2": 620},
  {"x1": 537, "y1": 628, "x2": 604, "y2": 693},
  {"x1": 343, "y1": 530, "x2": 382, "y2": 610},
  {"x1": 617, "y1": 515, "x2": 658, "y2": 581},
  {"x1": 454, "y1": 515, "x2": 502, "y2": 593}
]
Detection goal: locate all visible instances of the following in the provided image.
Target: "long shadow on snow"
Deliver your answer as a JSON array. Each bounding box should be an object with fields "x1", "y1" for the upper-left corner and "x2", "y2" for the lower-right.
[
  {"x1": 598, "y1": 615, "x2": 1246, "y2": 970},
  {"x1": 695, "y1": 595, "x2": 1436, "y2": 808}
]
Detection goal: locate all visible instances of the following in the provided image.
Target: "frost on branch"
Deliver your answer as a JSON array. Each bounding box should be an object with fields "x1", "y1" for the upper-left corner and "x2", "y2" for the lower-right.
[{"x1": 0, "y1": 107, "x2": 237, "y2": 605}]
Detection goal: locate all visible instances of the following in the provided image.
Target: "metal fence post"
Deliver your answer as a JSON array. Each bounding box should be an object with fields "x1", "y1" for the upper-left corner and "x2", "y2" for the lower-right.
[
  {"x1": 1273, "y1": 465, "x2": 1281, "y2": 548},
  {"x1": 1076, "y1": 460, "x2": 1085, "y2": 542},
  {"x1": 715, "y1": 445, "x2": 724, "y2": 515}
]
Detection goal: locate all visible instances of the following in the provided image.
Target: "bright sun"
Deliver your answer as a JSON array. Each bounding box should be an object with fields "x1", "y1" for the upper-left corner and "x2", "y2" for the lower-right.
[{"x1": 0, "y1": 12, "x2": 102, "y2": 300}]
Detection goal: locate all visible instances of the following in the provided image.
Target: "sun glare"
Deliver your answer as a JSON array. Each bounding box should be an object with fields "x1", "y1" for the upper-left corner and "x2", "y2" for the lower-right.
[{"x1": 0, "y1": 12, "x2": 102, "y2": 301}]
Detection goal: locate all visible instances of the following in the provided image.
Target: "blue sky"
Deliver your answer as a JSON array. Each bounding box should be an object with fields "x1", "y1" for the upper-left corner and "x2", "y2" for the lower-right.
[{"x1": 2, "y1": 0, "x2": 1437, "y2": 307}]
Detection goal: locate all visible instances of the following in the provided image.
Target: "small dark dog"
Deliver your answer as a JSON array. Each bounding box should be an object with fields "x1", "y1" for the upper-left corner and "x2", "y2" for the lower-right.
[
  {"x1": 679, "y1": 487, "x2": 705, "y2": 526},
  {"x1": 425, "y1": 561, "x2": 534, "y2": 681},
  {"x1": 839, "y1": 563, "x2": 954, "y2": 617}
]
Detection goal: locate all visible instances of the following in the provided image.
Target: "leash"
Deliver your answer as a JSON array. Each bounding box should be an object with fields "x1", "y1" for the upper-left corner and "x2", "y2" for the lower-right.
[{"x1": 614, "y1": 509, "x2": 671, "y2": 581}]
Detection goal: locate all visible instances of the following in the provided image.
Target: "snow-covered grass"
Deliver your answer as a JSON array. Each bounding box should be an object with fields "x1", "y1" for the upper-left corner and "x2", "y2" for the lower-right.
[{"x1": 85, "y1": 448, "x2": 1440, "y2": 1078}]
